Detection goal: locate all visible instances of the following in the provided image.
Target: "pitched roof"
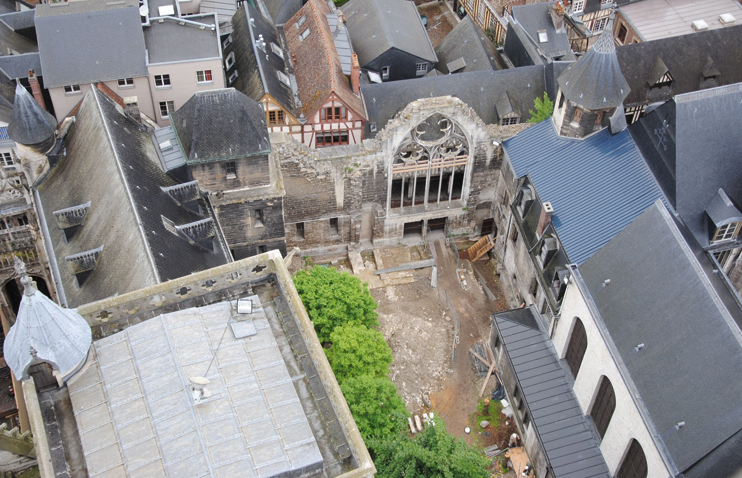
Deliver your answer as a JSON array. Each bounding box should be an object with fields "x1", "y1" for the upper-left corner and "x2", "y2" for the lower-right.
[
  {"x1": 615, "y1": 25, "x2": 742, "y2": 107},
  {"x1": 0, "y1": 12, "x2": 37, "y2": 56},
  {"x1": 556, "y1": 21, "x2": 629, "y2": 110},
  {"x1": 343, "y1": 0, "x2": 436, "y2": 65},
  {"x1": 629, "y1": 83, "x2": 742, "y2": 248},
  {"x1": 434, "y1": 17, "x2": 505, "y2": 74},
  {"x1": 0, "y1": 52, "x2": 41, "y2": 81},
  {"x1": 284, "y1": 0, "x2": 364, "y2": 118},
  {"x1": 511, "y1": 2, "x2": 574, "y2": 61},
  {"x1": 35, "y1": 0, "x2": 148, "y2": 88},
  {"x1": 143, "y1": 14, "x2": 220, "y2": 64},
  {"x1": 504, "y1": 119, "x2": 665, "y2": 264},
  {"x1": 579, "y1": 201, "x2": 742, "y2": 475},
  {"x1": 171, "y1": 88, "x2": 271, "y2": 164},
  {"x1": 8, "y1": 82, "x2": 56, "y2": 145},
  {"x1": 0, "y1": 10, "x2": 35, "y2": 32},
  {"x1": 227, "y1": 3, "x2": 296, "y2": 117},
  {"x1": 262, "y1": 0, "x2": 303, "y2": 25},
  {"x1": 361, "y1": 65, "x2": 546, "y2": 136},
  {"x1": 37, "y1": 87, "x2": 230, "y2": 307},
  {"x1": 493, "y1": 307, "x2": 611, "y2": 478}
]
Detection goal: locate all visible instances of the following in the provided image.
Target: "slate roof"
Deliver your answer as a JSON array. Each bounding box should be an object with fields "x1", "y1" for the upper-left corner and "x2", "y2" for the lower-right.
[
  {"x1": 0, "y1": 126, "x2": 9, "y2": 142},
  {"x1": 615, "y1": 24, "x2": 742, "y2": 107},
  {"x1": 227, "y1": 3, "x2": 296, "y2": 117},
  {"x1": 0, "y1": 13, "x2": 37, "y2": 56},
  {"x1": 706, "y1": 189, "x2": 742, "y2": 227},
  {"x1": 283, "y1": 0, "x2": 364, "y2": 118},
  {"x1": 143, "y1": 14, "x2": 220, "y2": 64},
  {"x1": 629, "y1": 83, "x2": 742, "y2": 248},
  {"x1": 434, "y1": 17, "x2": 505, "y2": 74},
  {"x1": 170, "y1": 88, "x2": 271, "y2": 164},
  {"x1": 0, "y1": 10, "x2": 35, "y2": 32},
  {"x1": 579, "y1": 201, "x2": 742, "y2": 476},
  {"x1": 361, "y1": 65, "x2": 546, "y2": 137},
  {"x1": 8, "y1": 82, "x2": 56, "y2": 146},
  {"x1": 557, "y1": 21, "x2": 629, "y2": 110},
  {"x1": 37, "y1": 87, "x2": 230, "y2": 307},
  {"x1": 67, "y1": 298, "x2": 324, "y2": 478},
  {"x1": 262, "y1": 0, "x2": 303, "y2": 26},
  {"x1": 504, "y1": 119, "x2": 665, "y2": 264},
  {"x1": 493, "y1": 307, "x2": 611, "y2": 478},
  {"x1": 343, "y1": 0, "x2": 436, "y2": 66},
  {"x1": 35, "y1": 0, "x2": 148, "y2": 88},
  {"x1": 0, "y1": 52, "x2": 41, "y2": 81},
  {"x1": 511, "y1": 2, "x2": 574, "y2": 61},
  {"x1": 153, "y1": 126, "x2": 186, "y2": 171}
]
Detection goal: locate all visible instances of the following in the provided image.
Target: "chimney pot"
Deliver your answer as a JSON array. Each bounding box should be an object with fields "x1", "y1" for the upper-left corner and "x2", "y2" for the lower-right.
[
  {"x1": 124, "y1": 96, "x2": 142, "y2": 123},
  {"x1": 351, "y1": 52, "x2": 360, "y2": 95}
]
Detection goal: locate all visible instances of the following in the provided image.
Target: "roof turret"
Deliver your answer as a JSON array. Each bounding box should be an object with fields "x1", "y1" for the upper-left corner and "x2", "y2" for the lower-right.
[
  {"x1": 3, "y1": 258, "x2": 91, "y2": 384},
  {"x1": 7, "y1": 82, "x2": 57, "y2": 146},
  {"x1": 556, "y1": 18, "x2": 629, "y2": 110}
]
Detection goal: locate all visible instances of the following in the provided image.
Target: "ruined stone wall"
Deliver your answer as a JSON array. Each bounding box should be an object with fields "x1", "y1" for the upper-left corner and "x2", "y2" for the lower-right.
[
  {"x1": 189, "y1": 154, "x2": 271, "y2": 194},
  {"x1": 215, "y1": 197, "x2": 286, "y2": 258}
]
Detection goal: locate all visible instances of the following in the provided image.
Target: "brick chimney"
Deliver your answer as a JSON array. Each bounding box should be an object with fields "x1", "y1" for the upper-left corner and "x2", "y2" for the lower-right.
[
  {"x1": 537, "y1": 202, "x2": 554, "y2": 237},
  {"x1": 27, "y1": 70, "x2": 46, "y2": 111},
  {"x1": 551, "y1": 1, "x2": 565, "y2": 32},
  {"x1": 351, "y1": 52, "x2": 360, "y2": 95},
  {"x1": 124, "y1": 96, "x2": 141, "y2": 123}
]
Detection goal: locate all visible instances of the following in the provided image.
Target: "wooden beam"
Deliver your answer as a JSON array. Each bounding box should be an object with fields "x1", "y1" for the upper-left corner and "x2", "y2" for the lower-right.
[
  {"x1": 468, "y1": 348, "x2": 490, "y2": 368},
  {"x1": 479, "y1": 361, "x2": 497, "y2": 397},
  {"x1": 374, "y1": 259, "x2": 435, "y2": 275}
]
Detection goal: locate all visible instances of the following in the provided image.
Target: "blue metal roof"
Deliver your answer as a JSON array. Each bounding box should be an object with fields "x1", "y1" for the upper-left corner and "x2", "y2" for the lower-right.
[
  {"x1": 504, "y1": 120, "x2": 665, "y2": 264},
  {"x1": 0, "y1": 127, "x2": 10, "y2": 142}
]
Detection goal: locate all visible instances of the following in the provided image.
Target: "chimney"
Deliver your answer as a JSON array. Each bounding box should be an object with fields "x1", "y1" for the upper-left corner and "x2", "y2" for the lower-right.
[
  {"x1": 124, "y1": 96, "x2": 141, "y2": 123},
  {"x1": 550, "y1": 1, "x2": 565, "y2": 32},
  {"x1": 351, "y1": 52, "x2": 360, "y2": 95},
  {"x1": 537, "y1": 201, "x2": 554, "y2": 237},
  {"x1": 27, "y1": 70, "x2": 46, "y2": 111}
]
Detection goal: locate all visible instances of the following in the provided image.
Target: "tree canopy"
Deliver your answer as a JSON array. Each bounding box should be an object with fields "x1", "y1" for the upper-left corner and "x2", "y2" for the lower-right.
[
  {"x1": 293, "y1": 266, "x2": 378, "y2": 343},
  {"x1": 340, "y1": 375, "x2": 408, "y2": 440},
  {"x1": 326, "y1": 324, "x2": 393, "y2": 384},
  {"x1": 527, "y1": 92, "x2": 555, "y2": 123}
]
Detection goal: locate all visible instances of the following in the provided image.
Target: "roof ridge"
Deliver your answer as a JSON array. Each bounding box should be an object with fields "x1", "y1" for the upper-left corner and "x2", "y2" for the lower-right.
[{"x1": 308, "y1": 0, "x2": 336, "y2": 92}]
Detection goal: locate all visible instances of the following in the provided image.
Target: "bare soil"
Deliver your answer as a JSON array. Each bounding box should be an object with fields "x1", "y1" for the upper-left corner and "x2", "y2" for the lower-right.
[{"x1": 418, "y1": 3, "x2": 456, "y2": 48}]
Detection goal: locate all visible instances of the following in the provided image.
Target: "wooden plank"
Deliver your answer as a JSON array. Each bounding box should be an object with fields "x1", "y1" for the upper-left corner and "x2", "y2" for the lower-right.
[
  {"x1": 468, "y1": 348, "x2": 490, "y2": 368},
  {"x1": 479, "y1": 361, "x2": 497, "y2": 397},
  {"x1": 374, "y1": 259, "x2": 435, "y2": 275}
]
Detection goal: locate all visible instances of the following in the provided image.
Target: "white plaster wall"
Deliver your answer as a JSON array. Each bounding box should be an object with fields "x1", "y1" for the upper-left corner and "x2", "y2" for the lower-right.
[
  {"x1": 49, "y1": 77, "x2": 153, "y2": 122},
  {"x1": 553, "y1": 281, "x2": 672, "y2": 477}
]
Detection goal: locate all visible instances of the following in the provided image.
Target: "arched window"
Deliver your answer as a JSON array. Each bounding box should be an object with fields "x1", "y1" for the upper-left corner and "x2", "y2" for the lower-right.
[
  {"x1": 565, "y1": 318, "x2": 587, "y2": 378},
  {"x1": 617, "y1": 439, "x2": 648, "y2": 478},
  {"x1": 590, "y1": 376, "x2": 616, "y2": 439}
]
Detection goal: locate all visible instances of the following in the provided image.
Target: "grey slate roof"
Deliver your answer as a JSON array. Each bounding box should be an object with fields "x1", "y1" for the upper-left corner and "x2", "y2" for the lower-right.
[
  {"x1": 361, "y1": 66, "x2": 546, "y2": 137},
  {"x1": 504, "y1": 119, "x2": 665, "y2": 264},
  {"x1": 629, "y1": 83, "x2": 742, "y2": 248},
  {"x1": 705, "y1": 189, "x2": 742, "y2": 228},
  {"x1": 511, "y1": 2, "x2": 574, "y2": 61},
  {"x1": 557, "y1": 21, "x2": 629, "y2": 110},
  {"x1": 143, "y1": 14, "x2": 220, "y2": 64},
  {"x1": 262, "y1": 0, "x2": 302, "y2": 26},
  {"x1": 579, "y1": 201, "x2": 742, "y2": 476},
  {"x1": 493, "y1": 307, "x2": 611, "y2": 478},
  {"x1": 8, "y1": 82, "x2": 56, "y2": 146},
  {"x1": 0, "y1": 13, "x2": 37, "y2": 56},
  {"x1": 35, "y1": 0, "x2": 148, "y2": 88},
  {"x1": 0, "y1": 52, "x2": 41, "y2": 80},
  {"x1": 343, "y1": 0, "x2": 436, "y2": 66},
  {"x1": 171, "y1": 88, "x2": 271, "y2": 164},
  {"x1": 434, "y1": 17, "x2": 505, "y2": 74},
  {"x1": 37, "y1": 87, "x2": 230, "y2": 307},
  {"x1": 0, "y1": 10, "x2": 35, "y2": 32},
  {"x1": 227, "y1": 3, "x2": 296, "y2": 117},
  {"x1": 615, "y1": 24, "x2": 742, "y2": 108}
]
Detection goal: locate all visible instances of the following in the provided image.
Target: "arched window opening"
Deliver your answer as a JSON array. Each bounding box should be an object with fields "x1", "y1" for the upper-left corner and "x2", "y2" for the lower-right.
[
  {"x1": 617, "y1": 439, "x2": 648, "y2": 478},
  {"x1": 565, "y1": 317, "x2": 587, "y2": 378},
  {"x1": 590, "y1": 376, "x2": 616, "y2": 440}
]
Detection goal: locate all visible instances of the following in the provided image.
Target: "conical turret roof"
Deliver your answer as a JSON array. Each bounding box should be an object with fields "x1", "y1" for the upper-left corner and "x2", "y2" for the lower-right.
[
  {"x1": 556, "y1": 20, "x2": 629, "y2": 111},
  {"x1": 8, "y1": 82, "x2": 57, "y2": 146},
  {"x1": 3, "y1": 259, "x2": 91, "y2": 383}
]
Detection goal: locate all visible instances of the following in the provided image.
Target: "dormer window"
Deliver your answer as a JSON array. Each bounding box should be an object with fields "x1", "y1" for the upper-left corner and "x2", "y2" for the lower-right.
[
  {"x1": 222, "y1": 34, "x2": 232, "y2": 49},
  {"x1": 65, "y1": 246, "x2": 103, "y2": 288},
  {"x1": 225, "y1": 52, "x2": 236, "y2": 70},
  {"x1": 64, "y1": 84, "x2": 81, "y2": 95},
  {"x1": 652, "y1": 72, "x2": 673, "y2": 89},
  {"x1": 706, "y1": 189, "x2": 742, "y2": 244},
  {"x1": 713, "y1": 223, "x2": 740, "y2": 243},
  {"x1": 517, "y1": 186, "x2": 534, "y2": 217},
  {"x1": 53, "y1": 202, "x2": 91, "y2": 242},
  {"x1": 299, "y1": 28, "x2": 311, "y2": 41}
]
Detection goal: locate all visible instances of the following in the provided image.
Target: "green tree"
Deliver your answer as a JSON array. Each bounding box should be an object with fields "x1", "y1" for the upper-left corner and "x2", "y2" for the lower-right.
[
  {"x1": 340, "y1": 375, "x2": 408, "y2": 440},
  {"x1": 527, "y1": 92, "x2": 555, "y2": 123},
  {"x1": 293, "y1": 266, "x2": 378, "y2": 343},
  {"x1": 326, "y1": 324, "x2": 393, "y2": 383},
  {"x1": 368, "y1": 417, "x2": 491, "y2": 478}
]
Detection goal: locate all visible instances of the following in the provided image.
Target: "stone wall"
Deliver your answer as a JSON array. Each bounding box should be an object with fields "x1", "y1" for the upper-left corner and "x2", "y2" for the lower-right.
[{"x1": 189, "y1": 154, "x2": 271, "y2": 193}]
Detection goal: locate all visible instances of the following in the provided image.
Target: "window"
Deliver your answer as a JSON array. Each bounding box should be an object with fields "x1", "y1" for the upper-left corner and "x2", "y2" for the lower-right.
[
  {"x1": 416, "y1": 62, "x2": 428, "y2": 77},
  {"x1": 277, "y1": 71, "x2": 291, "y2": 87},
  {"x1": 493, "y1": 333, "x2": 501, "y2": 351},
  {"x1": 296, "y1": 222, "x2": 305, "y2": 240},
  {"x1": 330, "y1": 217, "x2": 338, "y2": 235},
  {"x1": 617, "y1": 23, "x2": 628, "y2": 44},
  {"x1": 522, "y1": 411, "x2": 530, "y2": 428},
  {"x1": 573, "y1": 107, "x2": 583, "y2": 124},
  {"x1": 257, "y1": 245, "x2": 267, "y2": 254},
  {"x1": 223, "y1": 34, "x2": 233, "y2": 49},
  {"x1": 229, "y1": 70, "x2": 239, "y2": 85},
  {"x1": 600, "y1": 0, "x2": 613, "y2": 4},
  {"x1": 565, "y1": 318, "x2": 587, "y2": 379},
  {"x1": 270, "y1": 42, "x2": 284, "y2": 59},
  {"x1": 225, "y1": 52, "x2": 236, "y2": 70},
  {"x1": 538, "y1": 30, "x2": 548, "y2": 43},
  {"x1": 154, "y1": 74, "x2": 171, "y2": 87},
  {"x1": 254, "y1": 209, "x2": 265, "y2": 227},
  {"x1": 321, "y1": 106, "x2": 347, "y2": 121},
  {"x1": 571, "y1": 0, "x2": 585, "y2": 13},
  {"x1": 382, "y1": 66, "x2": 390, "y2": 80},
  {"x1": 617, "y1": 440, "x2": 648, "y2": 478},
  {"x1": 652, "y1": 71, "x2": 673, "y2": 89},
  {"x1": 117, "y1": 77, "x2": 134, "y2": 87},
  {"x1": 268, "y1": 110, "x2": 285, "y2": 126},
  {"x1": 315, "y1": 130, "x2": 349, "y2": 147},
  {"x1": 501, "y1": 117, "x2": 518, "y2": 126},
  {"x1": 0, "y1": 152, "x2": 14, "y2": 168},
  {"x1": 529, "y1": 278, "x2": 538, "y2": 297},
  {"x1": 296, "y1": 14, "x2": 306, "y2": 27},
  {"x1": 593, "y1": 16, "x2": 609, "y2": 31},
  {"x1": 716, "y1": 249, "x2": 732, "y2": 267},
  {"x1": 595, "y1": 111, "x2": 604, "y2": 125},
  {"x1": 225, "y1": 161, "x2": 236, "y2": 179},
  {"x1": 299, "y1": 27, "x2": 311, "y2": 41},
  {"x1": 159, "y1": 101, "x2": 174, "y2": 119},
  {"x1": 590, "y1": 376, "x2": 616, "y2": 440},
  {"x1": 15, "y1": 214, "x2": 28, "y2": 226},
  {"x1": 714, "y1": 222, "x2": 739, "y2": 242},
  {"x1": 64, "y1": 84, "x2": 81, "y2": 94},
  {"x1": 196, "y1": 70, "x2": 213, "y2": 83}
]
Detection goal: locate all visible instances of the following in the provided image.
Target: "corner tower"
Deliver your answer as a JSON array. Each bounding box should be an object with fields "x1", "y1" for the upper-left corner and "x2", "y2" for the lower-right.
[{"x1": 8, "y1": 82, "x2": 58, "y2": 183}]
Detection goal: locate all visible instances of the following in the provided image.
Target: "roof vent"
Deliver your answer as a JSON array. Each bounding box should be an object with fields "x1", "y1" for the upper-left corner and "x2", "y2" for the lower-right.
[
  {"x1": 719, "y1": 13, "x2": 736, "y2": 25},
  {"x1": 692, "y1": 19, "x2": 709, "y2": 31},
  {"x1": 53, "y1": 201, "x2": 91, "y2": 241},
  {"x1": 65, "y1": 246, "x2": 103, "y2": 287},
  {"x1": 543, "y1": 201, "x2": 554, "y2": 214},
  {"x1": 538, "y1": 30, "x2": 548, "y2": 43},
  {"x1": 159, "y1": 140, "x2": 172, "y2": 151}
]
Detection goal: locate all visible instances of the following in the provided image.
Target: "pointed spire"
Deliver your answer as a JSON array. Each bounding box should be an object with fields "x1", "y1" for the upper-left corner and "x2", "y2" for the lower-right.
[
  {"x1": 8, "y1": 82, "x2": 57, "y2": 147},
  {"x1": 3, "y1": 258, "x2": 91, "y2": 384}
]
